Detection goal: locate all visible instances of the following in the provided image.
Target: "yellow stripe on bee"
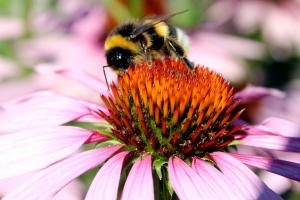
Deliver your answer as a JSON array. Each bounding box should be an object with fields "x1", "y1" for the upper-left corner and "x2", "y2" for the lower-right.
[
  {"x1": 104, "y1": 34, "x2": 139, "y2": 52},
  {"x1": 154, "y1": 22, "x2": 169, "y2": 38}
]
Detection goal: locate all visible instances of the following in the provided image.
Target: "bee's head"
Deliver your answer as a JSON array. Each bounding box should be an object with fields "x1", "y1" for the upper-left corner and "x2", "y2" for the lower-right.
[
  {"x1": 105, "y1": 47, "x2": 133, "y2": 70},
  {"x1": 104, "y1": 23, "x2": 140, "y2": 69}
]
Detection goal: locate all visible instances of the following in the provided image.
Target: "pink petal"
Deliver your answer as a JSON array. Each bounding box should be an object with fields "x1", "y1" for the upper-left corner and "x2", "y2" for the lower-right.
[
  {"x1": 229, "y1": 152, "x2": 300, "y2": 181},
  {"x1": 260, "y1": 171, "x2": 290, "y2": 194},
  {"x1": 3, "y1": 145, "x2": 122, "y2": 200},
  {"x1": 85, "y1": 151, "x2": 128, "y2": 200},
  {"x1": 235, "y1": 85, "x2": 285, "y2": 103},
  {"x1": 237, "y1": 134, "x2": 300, "y2": 152},
  {"x1": 0, "y1": 171, "x2": 36, "y2": 196},
  {"x1": 53, "y1": 180, "x2": 85, "y2": 200},
  {"x1": 0, "y1": 91, "x2": 100, "y2": 134},
  {"x1": 168, "y1": 156, "x2": 219, "y2": 200},
  {"x1": 0, "y1": 126, "x2": 93, "y2": 179},
  {"x1": 192, "y1": 157, "x2": 243, "y2": 200},
  {"x1": 121, "y1": 154, "x2": 154, "y2": 200},
  {"x1": 37, "y1": 64, "x2": 108, "y2": 94},
  {"x1": 243, "y1": 125, "x2": 281, "y2": 136},
  {"x1": 210, "y1": 152, "x2": 281, "y2": 200},
  {"x1": 84, "y1": 131, "x2": 110, "y2": 144},
  {"x1": 261, "y1": 117, "x2": 300, "y2": 137}
]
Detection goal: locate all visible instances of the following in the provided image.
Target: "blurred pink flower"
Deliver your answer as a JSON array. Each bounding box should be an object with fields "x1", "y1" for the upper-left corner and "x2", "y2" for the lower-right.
[
  {"x1": 0, "y1": 59, "x2": 299, "y2": 199},
  {"x1": 0, "y1": 57, "x2": 18, "y2": 81},
  {"x1": 209, "y1": 0, "x2": 300, "y2": 56},
  {"x1": 0, "y1": 3, "x2": 112, "y2": 102},
  {"x1": 189, "y1": 31, "x2": 265, "y2": 83},
  {"x1": 249, "y1": 79, "x2": 300, "y2": 124},
  {"x1": 0, "y1": 17, "x2": 23, "y2": 40}
]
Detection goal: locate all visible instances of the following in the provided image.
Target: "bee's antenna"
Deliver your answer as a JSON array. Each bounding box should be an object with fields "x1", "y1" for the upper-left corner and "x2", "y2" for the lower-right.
[{"x1": 102, "y1": 65, "x2": 110, "y2": 91}]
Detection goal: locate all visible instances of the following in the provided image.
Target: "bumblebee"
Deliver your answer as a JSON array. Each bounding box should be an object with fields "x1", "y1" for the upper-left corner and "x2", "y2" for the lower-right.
[{"x1": 104, "y1": 11, "x2": 193, "y2": 74}]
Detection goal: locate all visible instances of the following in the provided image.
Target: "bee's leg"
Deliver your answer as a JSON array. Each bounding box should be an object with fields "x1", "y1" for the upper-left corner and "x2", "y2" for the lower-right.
[
  {"x1": 141, "y1": 41, "x2": 152, "y2": 66},
  {"x1": 102, "y1": 65, "x2": 111, "y2": 91},
  {"x1": 167, "y1": 39, "x2": 194, "y2": 69}
]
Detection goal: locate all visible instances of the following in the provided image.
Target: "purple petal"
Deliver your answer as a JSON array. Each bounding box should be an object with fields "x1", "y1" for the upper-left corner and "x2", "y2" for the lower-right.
[
  {"x1": 237, "y1": 134, "x2": 300, "y2": 152},
  {"x1": 85, "y1": 151, "x2": 128, "y2": 200},
  {"x1": 235, "y1": 85, "x2": 285, "y2": 103},
  {"x1": 121, "y1": 154, "x2": 154, "y2": 200},
  {"x1": 192, "y1": 157, "x2": 243, "y2": 200},
  {"x1": 3, "y1": 145, "x2": 122, "y2": 200},
  {"x1": 37, "y1": 64, "x2": 108, "y2": 94},
  {"x1": 0, "y1": 91, "x2": 100, "y2": 134},
  {"x1": 168, "y1": 156, "x2": 221, "y2": 200},
  {"x1": 229, "y1": 152, "x2": 300, "y2": 181},
  {"x1": 210, "y1": 152, "x2": 281, "y2": 200},
  {"x1": 0, "y1": 126, "x2": 93, "y2": 179}
]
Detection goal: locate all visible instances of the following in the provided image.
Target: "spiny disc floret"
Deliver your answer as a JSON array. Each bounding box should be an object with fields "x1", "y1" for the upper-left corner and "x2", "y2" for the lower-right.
[{"x1": 99, "y1": 58, "x2": 243, "y2": 158}]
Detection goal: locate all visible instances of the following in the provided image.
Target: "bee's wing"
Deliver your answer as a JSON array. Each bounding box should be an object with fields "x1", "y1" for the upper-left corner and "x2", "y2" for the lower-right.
[{"x1": 132, "y1": 10, "x2": 188, "y2": 37}]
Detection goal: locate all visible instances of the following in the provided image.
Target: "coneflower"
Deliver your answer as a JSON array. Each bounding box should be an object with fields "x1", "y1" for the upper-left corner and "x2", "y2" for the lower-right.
[{"x1": 1, "y1": 58, "x2": 299, "y2": 200}]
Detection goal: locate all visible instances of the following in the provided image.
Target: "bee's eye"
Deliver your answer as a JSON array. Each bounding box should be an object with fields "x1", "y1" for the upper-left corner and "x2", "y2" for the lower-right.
[
  {"x1": 106, "y1": 47, "x2": 133, "y2": 70},
  {"x1": 128, "y1": 34, "x2": 135, "y2": 40}
]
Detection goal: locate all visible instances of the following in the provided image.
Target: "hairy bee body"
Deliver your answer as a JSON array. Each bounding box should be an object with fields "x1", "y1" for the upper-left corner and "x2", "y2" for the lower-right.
[{"x1": 104, "y1": 19, "x2": 192, "y2": 70}]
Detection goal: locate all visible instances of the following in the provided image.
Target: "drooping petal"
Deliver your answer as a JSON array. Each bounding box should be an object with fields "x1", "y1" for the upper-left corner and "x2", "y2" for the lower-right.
[
  {"x1": 168, "y1": 156, "x2": 219, "y2": 200},
  {"x1": 3, "y1": 145, "x2": 122, "y2": 200},
  {"x1": 85, "y1": 151, "x2": 128, "y2": 200},
  {"x1": 0, "y1": 126, "x2": 95, "y2": 179},
  {"x1": 192, "y1": 157, "x2": 242, "y2": 200},
  {"x1": 261, "y1": 117, "x2": 300, "y2": 137},
  {"x1": 237, "y1": 134, "x2": 300, "y2": 152},
  {"x1": 121, "y1": 154, "x2": 154, "y2": 200},
  {"x1": 0, "y1": 91, "x2": 100, "y2": 134},
  {"x1": 37, "y1": 64, "x2": 108, "y2": 94},
  {"x1": 210, "y1": 152, "x2": 281, "y2": 200},
  {"x1": 234, "y1": 85, "x2": 285, "y2": 103},
  {"x1": 244, "y1": 117, "x2": 300, "y2": 138},
  {"x1": 229, "y1": 152, "x2": 300, "y2": 181}
]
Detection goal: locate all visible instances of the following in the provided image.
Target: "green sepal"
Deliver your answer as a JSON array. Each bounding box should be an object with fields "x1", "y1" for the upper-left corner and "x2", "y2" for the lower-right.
[
  {"x1": 153, "y1": 157, "x2": 168, "y2": 180},
  {"x1": 95, "y1": 140, "x2": 121, "y2": 149},
  {"x1": 228, "y1": 140, "x2": 244, "y2": 146}
]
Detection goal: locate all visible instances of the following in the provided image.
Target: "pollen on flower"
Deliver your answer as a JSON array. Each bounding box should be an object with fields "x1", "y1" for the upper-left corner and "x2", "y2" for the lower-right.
[{"x1": 98, "y1": 58, "x2": 243, "y2": 158}]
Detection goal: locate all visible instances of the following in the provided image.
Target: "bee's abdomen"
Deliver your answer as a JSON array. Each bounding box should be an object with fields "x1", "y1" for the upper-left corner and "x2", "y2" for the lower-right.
[
  {"x1": 174, "y1": 27, "x2": 189, "y2": 53},
  {"x1": 146, "y1": 26, "x2": 165, "y2": 50}
]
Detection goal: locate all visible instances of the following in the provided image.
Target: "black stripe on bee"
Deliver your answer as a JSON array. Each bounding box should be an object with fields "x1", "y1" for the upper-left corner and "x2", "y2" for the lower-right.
[
  {"x1": 168, "y1": 25, "x2": 177, "y2": 38},
  {"x1": 146, "y1": 27, "x2": 165, "y2": 50},
  {"x1": 113, "y1": 23, "x2": 136, "y2": 37}
]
